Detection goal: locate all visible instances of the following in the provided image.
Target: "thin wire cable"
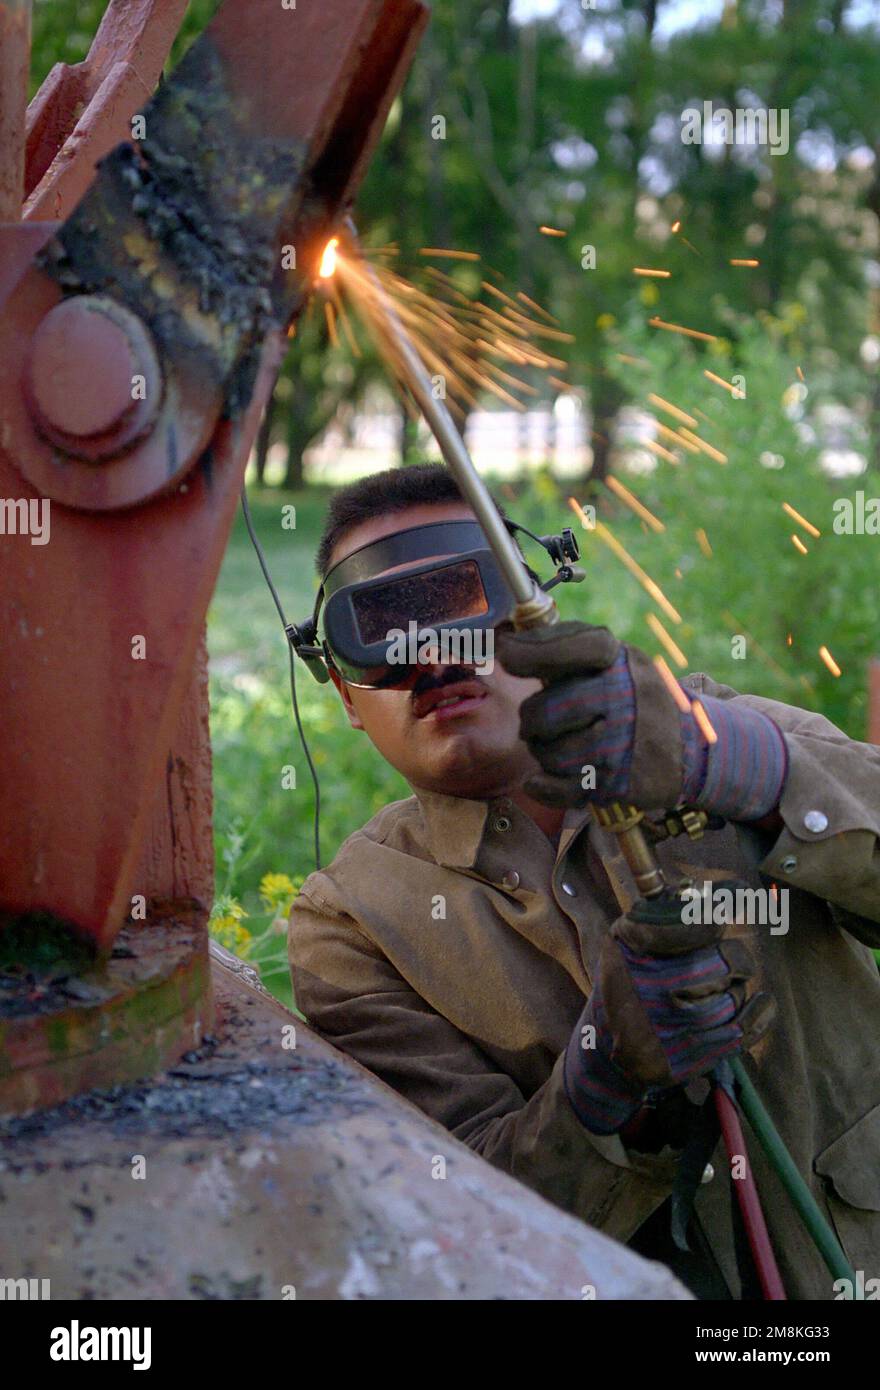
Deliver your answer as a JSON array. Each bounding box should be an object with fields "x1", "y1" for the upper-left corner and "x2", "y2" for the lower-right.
[{"x1": 239, "y1": 488, "x2": 322, "y2": 871}]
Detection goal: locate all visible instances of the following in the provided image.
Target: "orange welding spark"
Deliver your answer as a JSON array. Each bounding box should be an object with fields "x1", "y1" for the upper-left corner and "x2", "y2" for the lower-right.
[
  {"x1": 605, "y1": 476, "x2": 665, "y2": 533},
  {"x1": 617, "y1": 353, "x2": 649, "y2": 367},
  {"x1": 649, "y1": 316, "x2": 717, "y2": 342},
  {"x1": 323, "y1": 300, "x2": 339, "y2": 349},
  {"x1": 695, "y1": 527, "x2": 713, "y2": 558},
  {"x1": 703, "y1": 368, "x2": 741, "y2": 396},
  {"x1": 796, "y1": 366, "x2": 805, "y2": 382},
  {"x1": 516, "y1": 291, "x2": 560, "y2": 325},
  {"x1": 567, "y1": 496, "x2": 597, "y2": 531},
  {"x1": 677, "y1": 427, "x2": 728, "y2": 464},
  {"x1": 655, "y1": 421, "x2": 700, "y2": 454},
  {"x1": 335, "y1": 296, "x2": 362, "y2": 357},
  {"x1": 791, "y1": 534, "x2": 808, "y2": 555},
  {"x1": 729, "y1": 258, "x2": 760, "y2": 267},
  {"x1": 646, "y1": 615, "x2": 687, "y2": 668},
  {"x1": 653, "y1": 655, "x2": 693, "y2": 710},
  {"x1": 647, "y1": 393, "x2": 697, "y2": 429},
  {"x1": 671, "y1": 220, "x2": 682, "y2": 234},
  {"x1": 692, "y1": 700, "x2": 718, "y2": 744},
  {"x1": 782, "y1": 502, "x2": 821, "y2": 538},
  {"x1": 418, "y1": 247, "x2": 480, "y2": 261},
  {"x1": 644, "y1": 438, "x2": 681, "y2": 464},
  {"x1": 587, "y1": 514, "x2": 683, "y2": 625},
  {"x1": 674, "y1": 566, "x2": 683, "y2": 579},
  {"x1": 548, "y1": 375, "x2": 580, "y2": 394},
  {"x1": 819, "y1": 646, "x2": 842, "y2": 678},
  {"x1": 539, "y1": 225, "x2": 567, "y2": 237},
  {"x1": 786, "y1": 633, "x2": 793, "y2": 646},
  {"x1": 318, "y1": 237, "x2": 339, "y2": 279},
  {"x1": 633, "y1": 267, "x2": 672, "y2": 278}
]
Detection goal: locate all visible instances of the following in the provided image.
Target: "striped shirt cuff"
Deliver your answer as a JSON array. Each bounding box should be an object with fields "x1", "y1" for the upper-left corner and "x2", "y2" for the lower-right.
[{"x1": 679, "y1": 695, "x2": 788, "y2": 822}]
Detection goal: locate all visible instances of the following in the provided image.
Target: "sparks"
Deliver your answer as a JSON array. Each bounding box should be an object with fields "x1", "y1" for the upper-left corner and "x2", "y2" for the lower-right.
[
  {"x1": 791, "y1": 534, "x2": 808, "y2": 555},
  {"x1": 568, "y1": 503, "x2": 683, "y2": 624},
  {"x1": 819, "y1": 645, "x2": 842, "y2": 678},
  {"x1": 646, "y1": 614, "x2": 687, "y2": 668},
  {"x1": 418, "y1": 247, "x2": 480, "y2": 261},
  {"x1": 704, "y1": 368, "x2": 742, "y2": 396},
  {"x1": 643, "y1": 438, "x2": 681, "y2": 464},
  {"x1": 648, "y1": 393, "x2": 697, "y2": 429},
  {"x1": 695, "y1": 527, "x2": 713, "y2": 558},
  {"x1": 539, "y1": 225, "x2": 567, "y2": 237},
  {"x1": 654, "y1": 421, "x2": 700, "y2": 454},
  {"x1": 319, "y1": 237, "x2": 340, "y2": 279},
  {"x1": 730, "y1": 258, "x2": 760, "y2": 267},
  {"x1": 633, "y1": 267, "x2": 672, "y2": 278},
  {"x1": 782, "y1": 502, "x2": 821, "y2": 539},
  {"x1": 605, "y1": 476, "x2": 665, "y2": 533},
  {"x1": 653, "y1": 655, "x2": 693, "y2": 711},
  {"x1": 671, "y1": 220, "x2": 682, "y2": 234},
  {"x1": 692, "y1": 699, "x2": 718, "y2": 744},
  {"x1": 677, "y1": 427, "x2": 728, "y2": 464},
  {"x1": 649, "y1": 316, "x2": 717, "y2": 342}
]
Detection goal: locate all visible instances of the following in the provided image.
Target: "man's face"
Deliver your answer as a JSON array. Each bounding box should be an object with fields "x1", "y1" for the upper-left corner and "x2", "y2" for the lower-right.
[{"x1": 324, "y1": 501, "x2": 544, "y2": 799}]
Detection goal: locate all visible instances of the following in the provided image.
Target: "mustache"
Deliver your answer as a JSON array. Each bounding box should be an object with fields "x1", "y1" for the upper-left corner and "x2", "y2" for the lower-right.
[{"x1": 409, "y1": 664, "x2": 483, "y2": 700}]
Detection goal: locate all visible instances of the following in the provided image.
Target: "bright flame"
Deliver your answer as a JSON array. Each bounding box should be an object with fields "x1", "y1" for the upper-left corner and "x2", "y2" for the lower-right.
[{"x1": 319, "y1": 237, "x2": 339, "y2": 279}]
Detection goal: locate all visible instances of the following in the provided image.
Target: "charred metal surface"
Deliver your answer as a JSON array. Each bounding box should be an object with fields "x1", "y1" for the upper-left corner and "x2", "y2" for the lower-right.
[
  {"x1": 37, "y1": 31, "x2": 333, "y2": 421},
  {"x1": 0, "y1": 902, "x2": 212, "y2": 1116},
  {"x1": 0, "y1": 958, "x2": 691, "y2": 1301}
]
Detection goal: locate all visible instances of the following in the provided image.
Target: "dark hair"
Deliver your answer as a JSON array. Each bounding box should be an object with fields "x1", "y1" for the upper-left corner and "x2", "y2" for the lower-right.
[{"x1": 315, "y1": 463, "x2": 506, "y2": 576}]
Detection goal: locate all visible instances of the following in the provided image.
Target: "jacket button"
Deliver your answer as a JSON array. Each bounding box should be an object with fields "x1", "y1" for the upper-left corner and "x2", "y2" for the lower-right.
[
  {"x1": 804, "y1": 810, "x2": 828, "y2": 833},
  {"x1": 780, "y1": 855, "x2": 798, "y2": 872},
  {"x1": 501, "y1": 870, "x2": 520, "y2": 890},
  {"x1": 561, "y1": 881, "x2": 577, "y2": 897},
  {"x1": 492, "y1": 815, "x2": 512, "y2": 833},
  {"x1": 701, "y1": 1163, "x2": 715, "y2": 1184}
]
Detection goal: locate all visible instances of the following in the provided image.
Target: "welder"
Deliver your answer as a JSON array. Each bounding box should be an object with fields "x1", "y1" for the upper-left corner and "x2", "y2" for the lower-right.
[{"x1": 287, "y1": 462, "x2": 880, "y2": 1299}]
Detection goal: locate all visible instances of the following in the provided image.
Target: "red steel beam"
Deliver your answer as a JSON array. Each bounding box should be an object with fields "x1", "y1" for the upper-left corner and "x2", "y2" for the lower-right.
[
  {"x1": 24, "y1": 0, "x2": 189, "y2": 220},
  {"x1": 0, "y1": 0, "x2": 31, "y2": 220},
  {"x1": 0, "y1": 0, "x2": 428, "y2": 950}
]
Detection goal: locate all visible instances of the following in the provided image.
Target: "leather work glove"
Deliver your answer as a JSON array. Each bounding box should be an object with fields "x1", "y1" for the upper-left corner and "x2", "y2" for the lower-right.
[
  {"x1": 563, "y1": 886, "x2": 776, "y2": 1136},
  {"x1": 495, "y1": 620, "x2": 787, "y2": 816}
]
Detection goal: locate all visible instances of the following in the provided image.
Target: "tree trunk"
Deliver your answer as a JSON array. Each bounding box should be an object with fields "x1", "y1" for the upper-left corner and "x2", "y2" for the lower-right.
[{"x1": 254, "y1": 391, "x2": 276, "y2": 486}]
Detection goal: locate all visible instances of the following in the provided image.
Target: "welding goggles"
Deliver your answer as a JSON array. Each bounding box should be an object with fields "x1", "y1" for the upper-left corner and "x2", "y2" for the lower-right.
[{"x1": 288, "y1": 517, "x2": 581, "y2": 690}]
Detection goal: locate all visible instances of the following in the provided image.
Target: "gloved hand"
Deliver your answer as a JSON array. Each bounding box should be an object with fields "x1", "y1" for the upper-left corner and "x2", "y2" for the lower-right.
[
  {"x1": 563, "y1": 886, "x2": 776, "y2": 1136},
  {"x1": 495, "y1": 620, "x2": 787, "y2": 818}
]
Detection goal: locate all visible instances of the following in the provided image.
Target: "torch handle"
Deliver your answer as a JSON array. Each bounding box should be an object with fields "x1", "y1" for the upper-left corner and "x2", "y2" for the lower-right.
[{"x1": 512, "y1": 595, "x2": 668, "y2": 898}]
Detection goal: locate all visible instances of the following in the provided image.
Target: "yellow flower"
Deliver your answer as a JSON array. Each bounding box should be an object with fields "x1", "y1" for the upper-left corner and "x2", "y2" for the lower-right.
[
  {"x1": 209, "y1": 896, "x2": 253, "y2": 957},
  {"x1": 259, "y1": 872, "x2": 300, "y2": 917}
]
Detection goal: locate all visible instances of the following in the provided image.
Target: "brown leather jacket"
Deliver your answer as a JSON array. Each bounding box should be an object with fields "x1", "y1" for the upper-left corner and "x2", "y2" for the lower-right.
[{"x1": 289, "y1": 675, "x2": 880, "y2": 1298}]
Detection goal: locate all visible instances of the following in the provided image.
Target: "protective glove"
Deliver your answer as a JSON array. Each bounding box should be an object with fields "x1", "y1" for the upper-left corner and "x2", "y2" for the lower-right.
[
  {"x1": 495, "y1": 620, "x2": 787, "y2": 817},
  {"x1": 563, "y1": 885, "x2": 776, "y2": 1136}
]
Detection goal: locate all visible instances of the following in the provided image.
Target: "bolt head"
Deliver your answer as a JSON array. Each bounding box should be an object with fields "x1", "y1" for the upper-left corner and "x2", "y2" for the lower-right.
[{"x1": 24, "y1": 296, "x2": 161, "y2": 458}]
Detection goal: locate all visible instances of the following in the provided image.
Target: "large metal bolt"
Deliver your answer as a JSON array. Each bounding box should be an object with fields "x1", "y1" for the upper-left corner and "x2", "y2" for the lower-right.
[{"x1": 24, "y1": 296, "x2": 162, "y2": 460}]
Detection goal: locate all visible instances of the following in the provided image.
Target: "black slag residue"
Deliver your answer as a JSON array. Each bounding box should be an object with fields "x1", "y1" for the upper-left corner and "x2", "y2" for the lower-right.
[
  {"x1": 37, "y1": 35, "x2": 313, "y2": 418},
  {"x1": 0, "y1": 1043, "x2": 374, "y2": 1150}
]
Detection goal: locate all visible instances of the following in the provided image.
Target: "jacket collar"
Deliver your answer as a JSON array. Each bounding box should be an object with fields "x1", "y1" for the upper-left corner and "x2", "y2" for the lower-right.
[{"x1": 410, "y1": 783, "x2": 594, "y2": 870}]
